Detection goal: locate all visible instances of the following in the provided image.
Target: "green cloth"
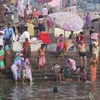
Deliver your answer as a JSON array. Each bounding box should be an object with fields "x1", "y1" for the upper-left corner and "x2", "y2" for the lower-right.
[
  {"x1": 27, "y1": 46, "x2": 31, "y2": 58},
  {"x1": 14, "y1": 51, "x2": 21, "y2": 62},
  {"x1": 64, "y1": 69, "x2": 71, "y2": 78},
  {"x1": 5, "y1": 45, "x2": 9, "y2": 51},
  {"x1": 58, "y1": 48, "x2": 64, "y2": 56},
  {"x1": 0, "y1": 49, "x2": 5, "y2": 69}
]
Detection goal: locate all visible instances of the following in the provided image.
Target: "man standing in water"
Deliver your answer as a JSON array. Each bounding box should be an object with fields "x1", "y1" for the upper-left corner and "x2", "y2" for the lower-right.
[
  {"x1": 37, "y1": 44, "x2": 46, "y2": 70},
  {"x1": 78, "y1": 41, "x2": 87, "y2": 69}
]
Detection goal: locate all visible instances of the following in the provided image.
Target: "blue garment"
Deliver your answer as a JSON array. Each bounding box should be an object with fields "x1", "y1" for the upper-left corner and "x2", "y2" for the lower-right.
[
  {"x1": 3, "y1": 27, "x2": 14, "y2": 39},
  {"x1": 14, "y1": 51, "x2": 21, "y2": 63}
]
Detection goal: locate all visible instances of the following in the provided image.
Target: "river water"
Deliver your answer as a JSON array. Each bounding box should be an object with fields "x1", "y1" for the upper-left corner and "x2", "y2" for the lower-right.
[{"x1": 0, "y1": 80, "x2": 100, "y2": 100}]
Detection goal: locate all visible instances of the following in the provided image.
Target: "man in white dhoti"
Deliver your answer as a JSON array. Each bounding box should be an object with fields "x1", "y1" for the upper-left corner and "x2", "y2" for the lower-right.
[{"x1": 11, "y1": 60, "x2": 22, "y2": 84}]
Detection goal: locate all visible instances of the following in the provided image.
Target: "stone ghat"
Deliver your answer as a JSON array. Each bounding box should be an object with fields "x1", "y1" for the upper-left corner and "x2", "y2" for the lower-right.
[{"x1": 1, "y1": 50, "x2": 100, "y2": 83}]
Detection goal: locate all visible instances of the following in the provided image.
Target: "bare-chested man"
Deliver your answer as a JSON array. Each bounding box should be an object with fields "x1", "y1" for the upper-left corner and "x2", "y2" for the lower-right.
[
  {"x1": 78, "y1": 41, "x2": 87, "y2": 69},
  {"x1": 37, "y1": 44, "x2": 46, "y2": 70}
]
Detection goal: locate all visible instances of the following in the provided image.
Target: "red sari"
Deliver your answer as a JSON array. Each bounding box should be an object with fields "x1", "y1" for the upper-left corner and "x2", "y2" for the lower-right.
[
  {"x1": 23, "y1": 41, "x2": 31, "y2": 60},
  {"x1": 24, "y1": 7, "x2": 29, "y2": 22}
]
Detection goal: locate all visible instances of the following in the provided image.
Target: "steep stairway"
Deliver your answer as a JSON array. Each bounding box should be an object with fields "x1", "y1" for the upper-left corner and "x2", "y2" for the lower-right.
[
  {"x1": 1, "y1": 22, "x2": 100, "y2": 83},
  {"x1": 1, "y1": 50, "x2": 100, "y2": 83}
]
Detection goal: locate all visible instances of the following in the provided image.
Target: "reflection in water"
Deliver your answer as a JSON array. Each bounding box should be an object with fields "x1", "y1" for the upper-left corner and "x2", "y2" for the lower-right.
[
  {"x1": 1, "y1": 81, "x2": 100, "y2": 100},
  {"x1": 9, "y1": 84, "x2": 34, "y2": 100},
  {"x1": 91, "y1": 82, "x2": 97, "y2": 93}
]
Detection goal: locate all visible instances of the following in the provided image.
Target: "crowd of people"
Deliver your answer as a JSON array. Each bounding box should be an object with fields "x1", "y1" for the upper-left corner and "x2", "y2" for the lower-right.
[
  {"x1": 54, "y1": 24, "x2": 99, "y2": 83},
  {"x1": 0, "y1": 1, "x2": 99, "y2": 84}
]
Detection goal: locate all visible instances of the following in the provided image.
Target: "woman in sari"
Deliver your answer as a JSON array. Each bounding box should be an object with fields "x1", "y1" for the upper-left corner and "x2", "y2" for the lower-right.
[
  {"x1": 56, "y1": 34, "x2": 64, "y2": 59},
  {"x1": 0, "y1": 45, "x2": 5, "y2": 76},
  {"x1": 92, "y1": 39, "x2": 99, "y2": 61},
  {"x1": 86, "y1": 12, "x2": 92, "y2": 28},
  {"x1": 56, "y1": 40, "x2": 64, "y2": 59},
  {"x1": 23, "y1": 38, "x2": 31, "y2": 61},
  {"x1": 4, "y1": 42, "x2": 11, "y2": 70},
  {"x1": 27, "y1": 15, "x2": 34, "y2": 36},
  {"x1": 90, "y1": 54, "x2": 98, "y2": 82}
]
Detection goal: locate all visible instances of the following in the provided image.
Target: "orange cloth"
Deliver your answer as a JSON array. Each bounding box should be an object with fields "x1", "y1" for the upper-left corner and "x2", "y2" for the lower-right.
[
  {"x1": 33, "y1": 10, "x2": 40, "y2": 18},
  {"x1": 64, "y1": 42, "x2": 68, "y2": 51},
  {"x1": 95, "y1": 57, "x2": 98, "y2": 62},
  {"x1": 90, "y1": 64, "x2": 97, "y2": 82}
]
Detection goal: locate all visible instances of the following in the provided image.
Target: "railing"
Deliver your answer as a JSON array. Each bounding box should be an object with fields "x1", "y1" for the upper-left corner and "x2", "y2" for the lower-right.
[
  {"x1": 76, "y1": 0, "x2": 100, "y2": 11},
  {"x1": 84, "y1": 3, "x2": 100, "y2": 11}
]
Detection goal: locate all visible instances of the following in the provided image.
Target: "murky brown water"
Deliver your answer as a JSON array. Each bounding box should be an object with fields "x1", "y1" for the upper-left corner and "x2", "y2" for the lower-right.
[{"x1": 0, "y1": 80, "x2": 100, "y2": 100}]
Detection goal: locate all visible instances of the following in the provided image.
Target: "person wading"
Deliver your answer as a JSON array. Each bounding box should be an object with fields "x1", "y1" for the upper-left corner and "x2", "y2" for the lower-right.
[{"x1": 78, "y1": 41, "x2": 87, "y2": 69}]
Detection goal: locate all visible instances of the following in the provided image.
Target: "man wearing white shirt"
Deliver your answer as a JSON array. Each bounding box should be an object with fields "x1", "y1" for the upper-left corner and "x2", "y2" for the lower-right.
[
  {"x1": 3, "y1": 23, "x2": 15, "y2": 46},
  {"x1": 94, "y1": 13, "x2": 100, "y2": 19},
  {"x1": 20, "y1": 28, "x2": 30, "y2": 42}
]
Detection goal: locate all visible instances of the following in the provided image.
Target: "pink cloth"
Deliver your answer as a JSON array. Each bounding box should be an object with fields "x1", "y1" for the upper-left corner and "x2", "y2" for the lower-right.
[
  {"x1": 86, "y1": 14, "x2": 92, "y2": 28},
  {"x1": 66, "y1": 58, "x2": 76, "y2": 70},
  {"x1": 71, "y1": 6, "x2": 77, "y2": 14},
  {"x1": 38, "y1": 56, "x2": 46, "y2": 66},
  {"x1": 91, "y1": 33, "x2": 98, "y2": 40},
  {"x1": 42, "y1": 8, "x2": 48, "y2": 16},
  {"x1": 48, "y1": 0, "x2": 61, "y2": 7},
  {"x1": 17, "y1": 4, "x2": 22, "y2": 16}
]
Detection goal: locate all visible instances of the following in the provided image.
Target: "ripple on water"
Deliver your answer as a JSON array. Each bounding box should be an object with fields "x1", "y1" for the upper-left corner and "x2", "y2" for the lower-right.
[{"x1": 0, "y1": 81, "x2": 100, "y2": 100}]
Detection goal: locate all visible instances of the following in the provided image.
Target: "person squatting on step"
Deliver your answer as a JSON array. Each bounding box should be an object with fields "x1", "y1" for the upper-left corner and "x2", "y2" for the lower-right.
[
  {"x1": 76, "y1": 66, "x2": 87, "y2": 82},
  {"x1": 66, "y1": 58, "x2": 76, "y2": 76},
  {"x1": 53, "y1": 64, "x2": 64, "y2": 83}
]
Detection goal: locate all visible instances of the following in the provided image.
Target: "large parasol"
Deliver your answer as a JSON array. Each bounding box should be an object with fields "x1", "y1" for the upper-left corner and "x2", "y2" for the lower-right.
[
  {"x1": 47, "y1": 12, "x2": 84, "y2": 40},
  {"x1": 35, "y1": 0, "x2": 52, "y2": 3},
  {"x1": 47, "y1": 12, "x2": 84, "y2": 32}
]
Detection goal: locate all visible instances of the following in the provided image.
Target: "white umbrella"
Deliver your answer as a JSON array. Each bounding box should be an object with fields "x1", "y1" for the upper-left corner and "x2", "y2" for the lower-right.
[{"x1": 47, "y1": 12, "x2": 84, "y2": 31}]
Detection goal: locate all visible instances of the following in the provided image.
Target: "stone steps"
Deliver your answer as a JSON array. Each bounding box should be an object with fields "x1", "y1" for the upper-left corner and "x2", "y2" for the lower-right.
[
  {"x1": 0, "y1": 74, "x2": 100, "y2": 83},
  {"x1": 3, "y1": 27, "x2": 100, "y2": 82},
  {"x1": 0, "y1": 77, "x2": 56, "y2": 83},
  {"x1": 2, "y1": 70, "x2": 100, "y2": 76}
]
